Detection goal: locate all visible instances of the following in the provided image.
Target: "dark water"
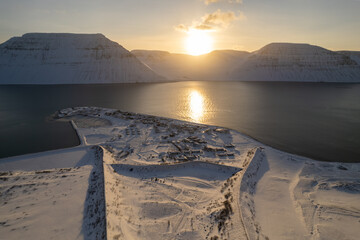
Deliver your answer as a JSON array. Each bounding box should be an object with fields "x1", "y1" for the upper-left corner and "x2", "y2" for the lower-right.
[{"x1": 0, "y1": 82, "x2": 359, "y2": 162}]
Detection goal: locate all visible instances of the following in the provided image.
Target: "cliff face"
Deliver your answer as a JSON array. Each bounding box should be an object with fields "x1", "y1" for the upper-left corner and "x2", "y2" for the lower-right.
[
  {"x1": 230, "y1": 43, "x2": 360, "y2": 82},
  {"x1": 0, "y1": 33, "x2": 165, "y2": 84}
]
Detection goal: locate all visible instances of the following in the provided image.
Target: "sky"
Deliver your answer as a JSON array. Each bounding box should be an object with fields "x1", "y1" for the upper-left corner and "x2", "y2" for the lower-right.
[{"x1": 0, "y1": 0, "x2": 360, "y2": 53}]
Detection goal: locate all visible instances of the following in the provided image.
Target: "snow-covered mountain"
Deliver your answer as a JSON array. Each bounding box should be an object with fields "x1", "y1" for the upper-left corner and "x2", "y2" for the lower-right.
[
  {"x1": 134, "y1": 43, "x2": 360, "y2": 82},
  {"x1": 1, "y1": 35, "x2": 359, "y2": 83},
  {"x1": 132, "y1": 49, "x2": 250, "y2": 81},
  {"x1": 0, "y1": 33, "x2": 165, "y2": 84},
  {"x1": 230, "y1": 43, "x2": 360, "y2": 82}
]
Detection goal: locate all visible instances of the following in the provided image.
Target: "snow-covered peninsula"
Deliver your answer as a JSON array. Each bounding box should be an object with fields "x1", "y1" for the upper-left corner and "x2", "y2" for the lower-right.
[
  {"x1": 0, "y1": 33, "x2": 165, "y2": 84},
  {"x1": 1, "y1": 107, "x2": 359, "y2": 239}
]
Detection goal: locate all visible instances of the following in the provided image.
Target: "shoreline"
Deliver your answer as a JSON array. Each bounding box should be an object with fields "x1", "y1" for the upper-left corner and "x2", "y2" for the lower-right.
[
  {"x1": 1, "y1": 81, "x2": 360, "y2": 163},
  {"x1": 0, "y1": 108, "x2": 352, "y2": 164}
]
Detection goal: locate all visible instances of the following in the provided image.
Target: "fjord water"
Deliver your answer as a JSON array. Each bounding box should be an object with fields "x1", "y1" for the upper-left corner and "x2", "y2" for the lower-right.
[{"x1": 0, "y1": 82, "x2": 359, "y2": 162}]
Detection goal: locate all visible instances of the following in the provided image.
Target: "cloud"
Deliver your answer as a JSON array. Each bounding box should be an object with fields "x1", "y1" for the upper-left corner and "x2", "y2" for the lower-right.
[
  {"x1": 204, "y1": 0, "x2": 242, "y2": 5},
  {"x1": 193, "y1": 24, "x2": 214, "y2": 30},
  {"x1": 175, "y1": 9, "x2": 245, "y2": 32},
  {"x1": 174, "y1": 24, "x2": 189, "y2": 32},
  {"x1": 201, "y1": 9, "x2": 241, "y2": 26}
]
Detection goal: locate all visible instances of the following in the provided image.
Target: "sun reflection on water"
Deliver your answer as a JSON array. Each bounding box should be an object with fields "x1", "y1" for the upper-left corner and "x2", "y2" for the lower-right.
[{"x1": 189, "y1": 90, "x2": 205, "y2": 122}]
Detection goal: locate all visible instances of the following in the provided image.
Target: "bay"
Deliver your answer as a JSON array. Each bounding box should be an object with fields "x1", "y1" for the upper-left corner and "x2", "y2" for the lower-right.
[{"x1": 0, "y1": 81, "x2": 359, "y2": 162}]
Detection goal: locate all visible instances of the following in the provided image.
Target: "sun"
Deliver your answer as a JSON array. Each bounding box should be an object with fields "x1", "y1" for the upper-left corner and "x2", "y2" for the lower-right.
[{"x1": 185, "y1": 30, "x2": 214, "y2": 56}]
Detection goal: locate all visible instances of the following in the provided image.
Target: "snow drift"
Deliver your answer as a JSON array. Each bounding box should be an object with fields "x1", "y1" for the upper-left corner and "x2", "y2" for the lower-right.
[{"x1": 0, "y1": 33, "x2": 165, "y2": 84}]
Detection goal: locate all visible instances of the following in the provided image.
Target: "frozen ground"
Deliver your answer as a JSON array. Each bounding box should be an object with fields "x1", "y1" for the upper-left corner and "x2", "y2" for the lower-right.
[
  {"x1": 241, "y1": 148, "x2": 360, "y2": 240},
  {"x1": 1, "y1": 106, "x2": 359, "y2": 239}
]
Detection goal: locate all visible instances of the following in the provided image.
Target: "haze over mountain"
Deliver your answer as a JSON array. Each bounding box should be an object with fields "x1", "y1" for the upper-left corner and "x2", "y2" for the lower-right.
[
  {"x1": 134, "y1": 43, "x2": 360, "y2": 82},
  {"x1": 0, "y1": 33, "x2": 164, "y2": 84},
  {"x1": 132, "y1": 50, "x2": 251, "y2": 81}
]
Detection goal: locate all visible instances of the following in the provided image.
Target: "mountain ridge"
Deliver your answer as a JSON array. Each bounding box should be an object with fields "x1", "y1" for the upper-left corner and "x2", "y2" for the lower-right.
[
  {"x1": 134, "y1": 42, "x2": 360, "y2": 82},
  {"x1": 1, "y1": 34, "x2": 359, "y2": 83}
]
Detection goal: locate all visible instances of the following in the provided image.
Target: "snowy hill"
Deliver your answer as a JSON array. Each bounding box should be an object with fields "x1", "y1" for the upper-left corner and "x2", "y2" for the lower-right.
[
  {"x1": 132, "y1": 49, "x2": 250, "y2": 81},
  {"x1": 230, "y1": 43, "x2": 360, "y2": 82},
  {"x1": 0, "y1": 33, "x2": 165, "y2": 84}
]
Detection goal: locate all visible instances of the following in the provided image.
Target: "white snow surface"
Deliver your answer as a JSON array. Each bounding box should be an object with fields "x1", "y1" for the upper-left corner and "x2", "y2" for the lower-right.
[
  {"x1": 0, "y1": 33, "x2": 165, "y2": 84},
  {"x1": 1, "y1": 106, "x2": 359, "y2": 240},
  {"x1": 0, "y1": 146, "x2": 92, "y2": 171},
  {"x1": 0, "y1": 145, "x2": 106, "y2": 239}
]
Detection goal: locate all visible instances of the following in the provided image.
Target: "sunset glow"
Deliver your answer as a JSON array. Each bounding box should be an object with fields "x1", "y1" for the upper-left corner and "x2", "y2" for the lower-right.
[
  {"x1": 189, "y1": 90, "x2": 204, "y2": 121},
  {"x1": 185, "y1": 30, "x2": 213, "y2": 56}
]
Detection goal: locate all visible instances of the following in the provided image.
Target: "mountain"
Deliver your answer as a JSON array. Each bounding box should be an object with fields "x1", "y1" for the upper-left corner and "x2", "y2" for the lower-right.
[
  {"x1": 0, "y1": 33, "x2": 165, "y2": 84},
  {"x1": 230, "y1": 43, "x2": 360, "y2": 82},
  {"x1": 1, "y1": 35, "x2": 359, "y2": 83},
  {"x1": 132, "y1": 49, "x2": 250, "y2": 81},
  {"x1": 134, "y1": 43, "x2": 360, "y2": 82}
]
